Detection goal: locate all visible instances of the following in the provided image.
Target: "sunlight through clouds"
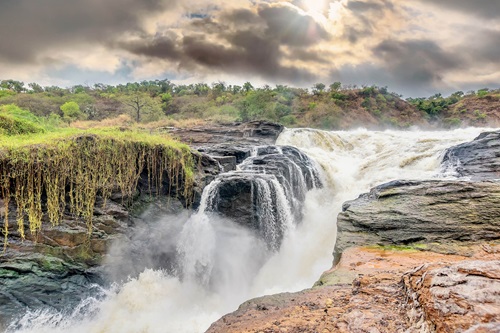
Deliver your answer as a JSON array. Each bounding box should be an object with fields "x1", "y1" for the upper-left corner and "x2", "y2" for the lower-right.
[{"x1": 0, "y1": 0, "x2": 497, "y2": 96}]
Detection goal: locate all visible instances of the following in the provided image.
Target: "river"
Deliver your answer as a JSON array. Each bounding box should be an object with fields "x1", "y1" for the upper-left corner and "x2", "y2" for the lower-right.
[{"x1": 7, "y1": 127, "x2": 489, "y2": 333}]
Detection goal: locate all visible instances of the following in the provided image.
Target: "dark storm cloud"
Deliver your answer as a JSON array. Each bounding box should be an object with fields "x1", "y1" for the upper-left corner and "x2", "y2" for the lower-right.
[
  {"x1": 0, "y1": 0, "x2": 173, "y2": 63},
  {"x1": 121, "y1": 35, "x2": 182, "y2": 60},
  {"x1": 467, "y1": 29, "x2": 500, "y2": 64},
  {"x1": 177, "y1": 29, "x2": 317, "y2": 82},
  {"x1": 289, "y1": 49, "x2": 331, "y2": 64},
  {"x1": 333, "y1": 38, "x2": 467, "y2": 96},
  {"x1": 117, "y1": 3, "x2": 329, "y2": 83},
  {"x1": 342, "y1": 0, "x2": 394, "y2": 43},
  {"x1": 372, "y1": 39, "x2": 462, "y2": 86},
  {"x1": 416, "y1": 0, "x2": 500, "y2": 19}
]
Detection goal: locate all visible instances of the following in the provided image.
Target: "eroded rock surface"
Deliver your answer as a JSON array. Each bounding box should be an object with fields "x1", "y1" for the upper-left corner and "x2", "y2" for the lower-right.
[
  {"x1": 0, "y1": 199, "x2": 129, "y2": 323},
  {"x1": 404, "y1": 260, "x2": 500, "y2": 333},
  {"x1": 207, "y1": 246, "x2": 500, "y2": 333}
]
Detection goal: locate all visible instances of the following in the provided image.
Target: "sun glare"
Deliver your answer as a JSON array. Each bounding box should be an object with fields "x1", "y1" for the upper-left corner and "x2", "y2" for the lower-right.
[
  {"x1": 328, "y1": 0, "x2": 344, "y2": 21},
  {"x1": 304, "y1": 0, "x2": 327, "y2": 14}
]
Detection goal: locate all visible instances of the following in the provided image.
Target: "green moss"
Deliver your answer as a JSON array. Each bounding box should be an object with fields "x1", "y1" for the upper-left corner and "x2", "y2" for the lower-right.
[
  {"x1": 0, "y1": 128, "x2": 195, "y2": 247},
  {"x1": 368, "y1": 244, "x2": 425, "y2": 252}
]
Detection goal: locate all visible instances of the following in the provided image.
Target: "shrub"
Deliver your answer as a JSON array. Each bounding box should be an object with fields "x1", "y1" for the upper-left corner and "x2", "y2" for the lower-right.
[
  {"x1": 0, "y1": 105, "x2": 46, "y2": 135},
  {"x1": 60, "y1": 101, "x2": 85, "y2": 123},
  {"x1": 280, "y1": 115, "x2": 297, "y2": 126},
  {"x1": 474, "y1": 110, "x2": 487, "y2": 120},
  {"x1": 477, "y1": 89, "x2": 489, "y2": 98}
]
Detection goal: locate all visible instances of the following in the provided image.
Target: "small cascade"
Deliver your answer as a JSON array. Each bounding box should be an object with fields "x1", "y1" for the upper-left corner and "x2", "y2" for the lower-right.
[
  {"x1": 200, "y1": 145, "x2": 322, "y2": 250},
  {"x1": 173, "y1": 144, "x2": 322, "y2": 287}
]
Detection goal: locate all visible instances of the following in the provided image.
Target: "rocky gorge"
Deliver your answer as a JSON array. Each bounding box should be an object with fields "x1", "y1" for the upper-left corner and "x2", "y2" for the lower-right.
[
  {"x1": 0, "y1": 124, "x2": 499, "y2": 333},
  {"x1": 207, "y1": 130, "x2": 500, "y2": 332}
]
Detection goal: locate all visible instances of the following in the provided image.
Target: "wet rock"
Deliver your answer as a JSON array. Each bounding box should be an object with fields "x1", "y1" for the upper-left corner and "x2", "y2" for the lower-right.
[
  {"x1": 212, "y1": 156, "x2": 237, "y2": 172},
  {"x1": 191, "y1": 153, "x2": 223, "y2": 207},
  {"x1": 442, "y1": 130, "x2": 500, "y2": 180},
  {"x1": 0, "y1": 253, "x2": 104, "y2": 322},
  {"x1": 335, "y1": 180, "x2": 500, "y2": 262},
  {"x1": 0, "y1": 210, "x2": 125, "y2": 321},
  {"x1": 197, "y1": 144, "x2": 253, "y2": 165}
]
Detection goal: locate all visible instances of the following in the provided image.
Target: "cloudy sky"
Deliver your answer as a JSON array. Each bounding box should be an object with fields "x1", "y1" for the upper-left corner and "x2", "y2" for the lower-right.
[{"x1": 0, "y1": 0, "x2": 498, "y2": 96}]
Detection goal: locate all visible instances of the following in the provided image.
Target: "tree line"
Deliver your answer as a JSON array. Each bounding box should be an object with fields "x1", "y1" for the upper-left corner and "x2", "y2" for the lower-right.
[{"x1": 0, "y1": 79, "x2": 498, "y2": 129}]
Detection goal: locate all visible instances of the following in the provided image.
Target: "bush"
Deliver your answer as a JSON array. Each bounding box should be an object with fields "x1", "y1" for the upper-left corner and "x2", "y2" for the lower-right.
[
  {"x1": 60, "y1": 101, "x2": 85, "y2": 123},
  {"x1": 477, "y1": 89, "x2": 489, "y2": 98},
  {"x1": 280, "y1": 115, "x2": 297, "y2": 126},
  {"x1": 0, "y1": 113, "x2": 45, "y2": 135},
  {"x1": 0, "y1": 104, "x2": 46, "y2": 135},
  {"x1": 474, "y1": 110, "x2": 487, "y2": 120},
  {"x1": 203, "y1": 105, "x2": 239, "y2": 123}
]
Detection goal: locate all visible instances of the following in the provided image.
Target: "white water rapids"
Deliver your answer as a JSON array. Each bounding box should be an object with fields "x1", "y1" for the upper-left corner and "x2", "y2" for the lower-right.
[{"x1": 7, "y1": 127, "x2": 492, "y2": 333}]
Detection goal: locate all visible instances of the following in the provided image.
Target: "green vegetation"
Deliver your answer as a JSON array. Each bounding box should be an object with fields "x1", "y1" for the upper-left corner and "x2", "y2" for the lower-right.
[
  {"x1": 369, "y1": 244, "x2": 428, "y2": 252},
  {"x1": 0, "y1": 105, "x2": 46, "y2": 135},
  {"x1": 0, "y1": 106, "x2": 195, "y2": 248},
  {"x1": 407, "y1": 92, "x2": 464, "y2": 118},
  {"x1": 0, "y1": 78, "x2": 498, "y2": 129},
  {"x1": 60, "y1": 101, "x2": 84, "y2": 123}
]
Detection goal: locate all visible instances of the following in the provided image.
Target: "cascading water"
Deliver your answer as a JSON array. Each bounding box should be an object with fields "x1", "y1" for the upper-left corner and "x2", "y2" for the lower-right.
[
  {"x1": 200, "y1": 145, "x2": 320, "y2": 251},
  {"x1": 5, "y1": 127, "x2": 493, "y2": 333}
]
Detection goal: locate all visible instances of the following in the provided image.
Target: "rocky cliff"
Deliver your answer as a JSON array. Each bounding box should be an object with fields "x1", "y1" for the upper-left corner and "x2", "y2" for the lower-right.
[
  {"x1": 0, "y1": 121, "x2": 284, "y2": 327},
  {"x1": 207, "y1": 130, "x2": 500, "y2": 333}
]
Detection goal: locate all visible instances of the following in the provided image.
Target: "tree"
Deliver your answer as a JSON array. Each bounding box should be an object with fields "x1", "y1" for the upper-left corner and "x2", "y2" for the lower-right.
[
  {"x1": 60, "y1": 101, "x2": 84, "y2": 123},
  {"x1": 211, "y1": 81, "x2": 227, "y2": 98},
  {"x1": 28, "y1": 82, "x2": 44, "y2": 93},
  {"x1": 329, "y1": 82, "x2": 342, "y2": 91},
  {"x1": 160, "y1": 92, "x2": 173, "y2": 113},
  {"x1": 243, "y1": 82, "x2": 254, "y2": 94},
  {"x1": 122, "y1": 92, "x2": 162, "y2": 122},
  {"x1": 194, "y1": 83, "x2": 209, "y2": 96},
  {"x1": 312, "y1": 83, "x2": 326, "y2": 95},
  {"x1": 1, "y1": 79, "x2": 25, "y2": 93}
]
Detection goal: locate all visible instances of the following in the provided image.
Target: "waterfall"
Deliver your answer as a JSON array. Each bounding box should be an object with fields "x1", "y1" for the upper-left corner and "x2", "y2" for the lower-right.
[{"x1": 6, "y1": 127, "x2": 493, "y2": 333}]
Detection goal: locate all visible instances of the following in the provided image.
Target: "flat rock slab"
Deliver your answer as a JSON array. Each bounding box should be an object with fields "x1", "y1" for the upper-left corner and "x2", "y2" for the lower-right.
[
  {"x1": 335, "y1": 180, "x2": 500, "y2": 260},
  {"x1": 167, "y1": 121, "x2": 284, "y2": 147}
]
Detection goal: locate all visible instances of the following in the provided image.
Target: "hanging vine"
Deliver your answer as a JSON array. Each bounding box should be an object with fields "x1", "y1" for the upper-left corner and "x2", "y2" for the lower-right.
[{"x1": 0, "y1": 132, "x2": 195, "y2": 246}]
